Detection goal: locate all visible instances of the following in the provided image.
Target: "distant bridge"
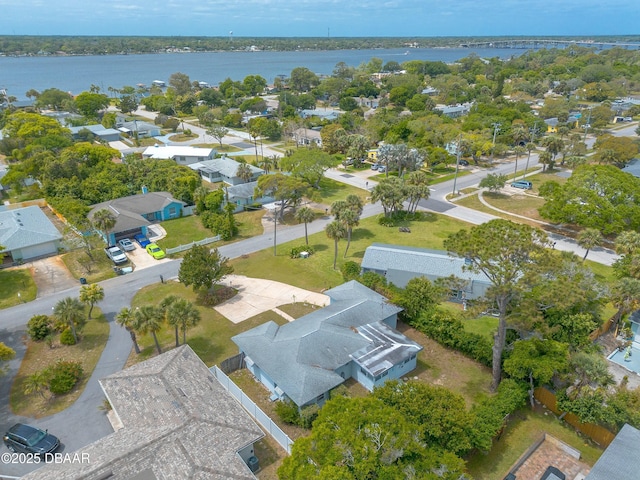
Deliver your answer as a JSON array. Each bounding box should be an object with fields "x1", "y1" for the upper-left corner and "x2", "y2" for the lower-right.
[{"x1": 459, "y1": 39, "x2": 640, "y2": 50}]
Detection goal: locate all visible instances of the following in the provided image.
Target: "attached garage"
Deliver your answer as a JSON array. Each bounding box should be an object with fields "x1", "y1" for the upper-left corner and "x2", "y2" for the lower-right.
[{"x1": 0, "y1": 206, "x2": 63, "y2": 262}]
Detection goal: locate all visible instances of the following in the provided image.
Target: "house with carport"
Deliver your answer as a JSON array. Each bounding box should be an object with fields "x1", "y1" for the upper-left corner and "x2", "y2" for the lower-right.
[
  {"x1": 23, "y1": 345, "x2": 264, "y2": 480},
  {"x1": 232, "y1": 281, "x2": 422, "y2": 409},
  {"x1": 0, "y1": 205, "x2": 63, "y2": 262},
  {"x1": 361, "y1": 243, "x2": 492, "y2": 301},
  {"x1": 88, "y1": 191, "x2": 187, "y2": 245}
]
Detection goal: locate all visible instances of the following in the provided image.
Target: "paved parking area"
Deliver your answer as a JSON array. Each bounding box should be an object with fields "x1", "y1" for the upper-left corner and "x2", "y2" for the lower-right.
[
  {"x1": 214, "y1": 275, "x2": 329, "y2": 323},
  {"x1": 28, "y1": 256, "x2": 79, "y2": 297},
  {"x1": 507, "y1": 434, "x2": 590, "y2": 479}
]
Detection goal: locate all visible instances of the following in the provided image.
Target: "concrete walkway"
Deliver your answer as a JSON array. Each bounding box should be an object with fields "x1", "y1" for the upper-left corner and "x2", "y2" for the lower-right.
[{"x1": 214, "y1": 275, "x2": 329, "y2": 323}]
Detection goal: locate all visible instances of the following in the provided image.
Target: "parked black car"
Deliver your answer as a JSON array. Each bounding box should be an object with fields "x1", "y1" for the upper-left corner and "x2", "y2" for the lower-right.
[{"x1": 3, "y1": 423, "x2": 60, "y2": 455}]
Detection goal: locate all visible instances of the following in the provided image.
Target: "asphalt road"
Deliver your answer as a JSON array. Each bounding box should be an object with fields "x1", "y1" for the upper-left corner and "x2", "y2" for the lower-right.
[{"x1": 0, "y1": 135, "x2": 623, "y2": 476}]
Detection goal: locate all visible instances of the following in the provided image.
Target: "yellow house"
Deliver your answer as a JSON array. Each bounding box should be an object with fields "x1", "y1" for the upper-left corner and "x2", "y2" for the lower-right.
[
  {"x1": 367, "y1": 149, "x2": 379, "y2": 162},
  {"x1": 545, "y1": 118, "x2": 559, "y2": 133}
]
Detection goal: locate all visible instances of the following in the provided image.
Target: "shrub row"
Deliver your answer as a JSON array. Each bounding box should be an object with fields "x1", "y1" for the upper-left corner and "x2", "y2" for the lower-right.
[
  {"x1": 274, "y1": 400, "x2": 320, "y2": 429},
  {"x1": 411, "y1": 309, "x2": 493, "y2": 367}
]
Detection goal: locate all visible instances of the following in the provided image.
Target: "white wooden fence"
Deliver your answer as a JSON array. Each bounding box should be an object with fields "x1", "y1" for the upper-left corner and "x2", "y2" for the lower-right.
[
  {"x1": 211, "y1": 366, "x2": 293, "y2": 454},
  {"x1": 165, "y1": 235, "x2": 221, "y2": 255}
]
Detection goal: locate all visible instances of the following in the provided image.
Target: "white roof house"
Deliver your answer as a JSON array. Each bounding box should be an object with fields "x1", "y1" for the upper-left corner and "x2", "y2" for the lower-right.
[
  {"x1": 142, "y1": 145, "x2": 216, "y2": 166},
  {"x1": 0, "y1": 205, "x2": 63, "y2": 261}
]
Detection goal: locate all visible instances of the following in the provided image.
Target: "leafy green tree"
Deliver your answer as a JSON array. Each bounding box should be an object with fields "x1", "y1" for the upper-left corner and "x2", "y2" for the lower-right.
[
  {"x1": 53, "y1": 297, "x2": 86, "y2": 344},
  {"x1": 294, "y1": 206, "x2": 315, "y2": 245},
  {"x1": 278, "y1": 396, "x2": 465, "y2": 480},
  {"x1": 74, "y1": 91, "x2": 109, "y2": 118},
  {"x1": 134, "y1": 305, "x2": 164, "y2": 355},
  {"x1": 594, "y1": 134, "x2": 638, "y2": 167},
  {"x1": 374, "y1": 380, "x2": 474, "y2": 456},
  {"x1": 79, "y1": 283, "x2": 104, "y2": 319},
  {"x1": 325, "y1": 220, "x2": 347, "y2": 270},
  {"x1": 540, "y1": 165, "x2": 640, "y2": 234},
  {"x1": 610, "y1": 277, "x2": 640, "y2": 326},
  {"x1": 479, "y1": 173, "x2": 508, "y2": 192},
  {"x1": 178, "y1": 245, "x2": 233, "y2": 294},
  {"x1": 116, "y1": 307, "x2": 141, "y2": 354},
  {"x1": 289, "y1": 67, "x2": 319, "y2": 92},
  {"x1": 444, "y1": 219, "x2": 550, "y2": 390},
  {"x1": 168, "y1": 72, "x2": 192, "y2": 96},
  {"x1": 35, "y1": 88, "x2": 73, "y2": 110},
  {"x1": 503, "y1": 338, "x2": 569, "y2": 408},
  {"x1": 27, "y1": 315, "x2": 52, "y2": 341},
  {"x1": 255, "y1": 173, "x2": 312, "y2": 220},
  {"x1": 577, "y1": 228, "x2": 603, "y2": 261},
  {"x1": 279, "y1": 148, "x2": 338, "y2": 189},
  {"x1": 243, "y1": 74, "x2": 267, "y2": 96},
  {"x1": 118, "y1": 94, "x2": 139, "y2": 114},
  {"x1": 396, "y1": 277, "x2": 446, "y2": 321}
]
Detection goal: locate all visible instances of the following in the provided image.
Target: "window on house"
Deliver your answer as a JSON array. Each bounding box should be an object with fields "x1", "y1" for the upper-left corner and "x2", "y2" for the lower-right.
[{"x1": 168, "y1": 207, "x2": 177, "y2": 216}]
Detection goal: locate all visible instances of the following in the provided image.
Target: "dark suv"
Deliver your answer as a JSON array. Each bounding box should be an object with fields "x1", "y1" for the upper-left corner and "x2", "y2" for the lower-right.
[{"x1": 3, "y1": 423, "x2": 60, "y2": 455}]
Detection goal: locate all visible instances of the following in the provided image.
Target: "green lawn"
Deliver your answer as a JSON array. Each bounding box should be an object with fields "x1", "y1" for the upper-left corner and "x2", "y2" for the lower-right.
[
  {"x1": 232, "y1": 212, "x2": 473, "y2": 292},
  {"x1": 0, "y1": 269, "x2": 37, "y2": 309},
  {"x1": 61, "y1": 247, "x2": 117, "y2": 283},
  {"x1": 317, "y1": 177, "x2": 367, "y2": 206},
  {"x1": 466, "y1": 408, "x2": 603, "y2": 480},
  {"x1": 463, "y1": 316, "x2": 499, "y2": 340},
  {"x1": 130, "y1": 281, "x2": 289, "y2": 366},
  {"x1": 482, "y1": 192, "x2": 546, "y2": 220}
]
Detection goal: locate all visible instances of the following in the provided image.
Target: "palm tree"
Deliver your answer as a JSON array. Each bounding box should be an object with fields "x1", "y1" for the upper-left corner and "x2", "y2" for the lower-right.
[
  {"x1": 160, "y1": 295, "x2": 180, "y2": 347},
  {"x1": 616, "y1": 231, "x2": 640, "y2": 255},
  {"x1": 539, "y1": 151, "x2": 553, "y2": 172},
  {"x1": 610, "y1": 277, "x2": 640, "y2": 327},
  {"x1": 236, "y1": 162, "x2": 253, "y2": 183},
  {"x1": 325, "y1": 221, "x2": 347, "y2": 270},
  {"x1": 23, "y1": 371, "x2": 49, "y2": 401},
  {"x1": 542, "y1": 136, "x2": 564, "y2": 166},
  {"x1": 91, "y1": 208, "x2": 116, "y2": 245},
  {"x1": 116, "y1": 307, "x2": 141, "y2": 354},
  {"x1": 79, "y1": 283, "x2": 104, "y2": 319},
  {"x1": 295, "y1": 207, "x2": 315, "y2": 245},
  {"x1": 340, "y1": 208, "x2": 359, "y2": 258},
  {"x1": 134, "y1": 305, "x2": 164, "y2": 355},
  {"x1": 53, "y1": 297, "x2": 85, "y2": 344},
  {"x1": 577, "y1": 228, "x2": 603, "y2": 261},
  {"x1": 174, "y1": 299, "x2": 201, "y2": 345}
]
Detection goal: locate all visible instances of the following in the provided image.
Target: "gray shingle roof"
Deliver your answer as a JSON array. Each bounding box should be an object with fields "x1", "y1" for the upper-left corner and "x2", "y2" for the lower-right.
[
  {"x1": 233, "y1": 281, "x2": 416, "y2": 406},
  {"x1": 89, "y1": 192, "x2": 185, "y2": 232},
  {"x1": 24, "y1": 345, "x2": 263, "y2": 480},
  {"x1": 361, "y1": 243, "x2": 491, "y2": 285},
  {"x1": 0, "y1": 205, "x2": 62, "y2": 250},
  {"x1": 226, "y1": 181, "x2": 258, "y2": 200},
  {"x1": 586, "y1": 424, "x2": 640, "y2": 480},
  {"x1": 192, "y1": 157, "x2": 263, "y2": 179}
]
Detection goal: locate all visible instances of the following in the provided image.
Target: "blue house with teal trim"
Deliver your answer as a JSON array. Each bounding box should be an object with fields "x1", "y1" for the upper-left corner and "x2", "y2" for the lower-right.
[
  {"x1": 89, "y1": 191, "x2": 187, "y2": 245},
  {"x1": 232, "y1": 281, "x2": 422, "y2": 408}
]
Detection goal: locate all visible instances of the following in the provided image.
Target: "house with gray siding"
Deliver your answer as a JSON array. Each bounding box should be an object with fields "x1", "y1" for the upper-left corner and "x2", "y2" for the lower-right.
[
  {"x1": 190, "y1": 156, "x2": 264, "y2": 185},
  {"x1": 0, "y1": 206, "x2": 63, "y2": 262},
  {"x1": 223, "y1": 181, "x2": 275, "y2": 212},
  {"x1": 232, "y1": 281, "x2": 422, "y2": 408},
  {"x1": 361, "y1": 243, "x2": 492, "y2": 301},
  {"x1": 142, "y1": 145, "x2": 216, "y2": 165},
  {"x1": 23, "y1": 345, "x2": 264, "y2": 480},
  {"x1": 89, "y1": 191, "x2": 187, "y2": 245}
]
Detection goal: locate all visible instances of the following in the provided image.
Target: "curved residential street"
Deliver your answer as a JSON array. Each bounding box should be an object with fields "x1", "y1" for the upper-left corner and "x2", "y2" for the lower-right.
[{"x1": 0, "y1": 139, "x2": 621, "y2": 476}]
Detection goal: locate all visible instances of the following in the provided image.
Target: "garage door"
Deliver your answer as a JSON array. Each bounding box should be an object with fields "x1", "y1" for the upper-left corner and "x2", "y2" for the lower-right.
[{"x1": 20, "y1": 242, "x2": 58, "y2": 260}]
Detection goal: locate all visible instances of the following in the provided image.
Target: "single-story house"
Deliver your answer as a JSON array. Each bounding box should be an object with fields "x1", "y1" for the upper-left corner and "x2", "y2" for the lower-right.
[
  {"x1": 117, "y1": 120, "x2": 161, "y2": 138},
  {"x1": 68, "y1": 124, "x2": 121, "y2": 142},
  {"x1": 585, "y1": 424, "x2": 640, "y2": 480},
  {"x1": 189, "y1": 156, "x2": 264, "y2": 185},
  {"x1": 435, "y1": 103, "x2": 472, "y2": 118},
  {"x1": 232, "y1": 281, "x2": 422, "y2": 408},
  {"x1": 223, "y1": 181, "x2": 275, "y2": 212},
  {"x1": 142, "y1": 145, "x2": 216, "y2": 166},
  {"x1": 89, "y1": 191, "x2": 186, "y2": 245},
  {"x1": 361, "y1": 243, "x2": 492, "y2": 301},
  {"x1": 293, "y1": 128, "x2": 322, "y2": 148},
  {"x1": 0, "y1": 206, "x2": 63, "y2": 262},
  {"x1": 23, "y1": 345, "x2": 264, "y2": 480},
  {"x1": 299, "y1": 108, "x2": 341, "y2": 121},
  {"x1": 544, "y1": 117, "x2": 559, "y2": 133}
]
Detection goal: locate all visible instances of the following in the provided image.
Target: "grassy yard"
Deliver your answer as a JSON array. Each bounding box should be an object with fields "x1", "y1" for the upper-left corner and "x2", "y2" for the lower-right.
[
  {"x1": 0, "y1": 268, "x2": 37, "y2": 309},
  {"x1": 232, "y1": 212, "x2": 472, "y2": 292},
  {"x1": 129, "y1": 281, "x2": 289, "y2": 367},
  {"x1": 158, "y1": 209, "x2": 265, "y2": 250},
  {"x1": 316, "y1": 177, "x2": 367, "y2": 206},
  {"x1": 463, "y1": 316, "x2": 499, "y2": 340},
  {"x1": 10, "y1": 310, "x2": 109, "y2": 418},
  {"x1": 466, "y1": 408, "x2": 604, "y2": 480},
  {"x1": 482, "y1": 192, "x2": 546, "y2": 221},
  {"x1": 61, "y1": 247, "x2": 117, "y2": 283}
]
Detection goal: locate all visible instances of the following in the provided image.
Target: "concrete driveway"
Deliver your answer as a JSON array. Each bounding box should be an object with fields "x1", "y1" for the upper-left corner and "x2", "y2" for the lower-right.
[
  {"x1": 214, "y1": 275, "x2": 329, "y2": 323},
  {"x1": 27, "y1": 257, "x2": 79, "y2": 298}
]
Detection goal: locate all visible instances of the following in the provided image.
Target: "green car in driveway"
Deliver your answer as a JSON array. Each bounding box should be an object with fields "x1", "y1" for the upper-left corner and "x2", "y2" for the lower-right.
[{"x1": 145, "y1": 243, "x2": 166, "y2": 259}]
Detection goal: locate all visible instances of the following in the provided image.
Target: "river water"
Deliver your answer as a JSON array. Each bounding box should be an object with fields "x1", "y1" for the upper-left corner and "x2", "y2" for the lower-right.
[{"x1": 0, "y1": 47, "x2": 529, "y2": 100}]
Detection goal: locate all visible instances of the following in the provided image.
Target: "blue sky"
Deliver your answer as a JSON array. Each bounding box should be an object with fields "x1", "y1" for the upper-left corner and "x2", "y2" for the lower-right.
[{"x1": 0, "y1": 0, "x2": 638, "y2": 37}]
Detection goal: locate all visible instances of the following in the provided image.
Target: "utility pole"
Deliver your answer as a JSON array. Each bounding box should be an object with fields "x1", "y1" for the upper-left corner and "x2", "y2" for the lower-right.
[
  {"x1": 523, "y1": 122, "x2": 538, "y2": 180},
  {"x1": 583, "y1": 107, "x2": 592, "y2": 143},
  {"x1": 490, "y1": 122, "x2": 501, "y2": 164},
  {"x1": 452, "y1": 134, "x2": 462, "y2": 196}
]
